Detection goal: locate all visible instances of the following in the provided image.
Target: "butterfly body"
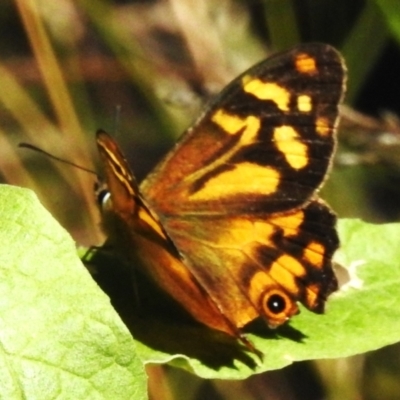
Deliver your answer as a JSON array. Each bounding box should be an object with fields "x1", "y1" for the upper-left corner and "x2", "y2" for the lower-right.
[{"x1": 97, "y1": 43, "x2": 346, "y2": 351}]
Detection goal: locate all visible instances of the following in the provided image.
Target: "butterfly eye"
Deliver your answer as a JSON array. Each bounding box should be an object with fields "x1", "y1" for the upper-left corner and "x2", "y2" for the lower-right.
[
  {"x1": 261, "y1": 289, "x2": 299, "y2": 328},
  {"x1": 97, "y1": 189, "x2": 111, "y2": 206}
]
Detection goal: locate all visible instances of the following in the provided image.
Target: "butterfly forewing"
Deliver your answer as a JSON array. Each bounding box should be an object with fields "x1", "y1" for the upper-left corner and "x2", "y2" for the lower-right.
[{"x1": 141, "y1": 43, "x2": 346, "y2": 215}]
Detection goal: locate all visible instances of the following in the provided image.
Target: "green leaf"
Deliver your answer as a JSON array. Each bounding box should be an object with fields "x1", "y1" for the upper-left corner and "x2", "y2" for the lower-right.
[
  {"x1": 0, "y1": 185, "x2": 146, "y2": 400},
  {"x1": 132, "y1": 219, "x2": 400, "y2": 379}
]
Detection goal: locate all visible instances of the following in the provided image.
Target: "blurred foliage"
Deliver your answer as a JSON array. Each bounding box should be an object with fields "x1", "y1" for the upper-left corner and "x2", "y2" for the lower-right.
[{"x1": 0, "y1": 0, "x2": 400, "y2": 399}]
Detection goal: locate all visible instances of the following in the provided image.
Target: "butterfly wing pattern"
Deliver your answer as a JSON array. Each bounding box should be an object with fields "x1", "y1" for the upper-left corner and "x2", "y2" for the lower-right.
[{"x1": 97, "y1": 43, "x2": 346, "y2": 350}]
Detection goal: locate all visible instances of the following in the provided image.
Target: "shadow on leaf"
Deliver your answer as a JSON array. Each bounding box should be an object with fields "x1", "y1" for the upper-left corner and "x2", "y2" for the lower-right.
[{"x1": 87, "y1": 249, "x2": 303, "y2": 370}]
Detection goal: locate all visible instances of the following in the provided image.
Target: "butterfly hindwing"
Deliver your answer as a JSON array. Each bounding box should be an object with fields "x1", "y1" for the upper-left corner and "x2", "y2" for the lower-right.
[{"x1": 162, "y1": 198, "x2": 338, "y2": 329}]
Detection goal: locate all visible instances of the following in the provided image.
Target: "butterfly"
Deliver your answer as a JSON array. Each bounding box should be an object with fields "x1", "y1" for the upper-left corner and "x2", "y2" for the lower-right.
[{"x1": 96, "y1": 43, "x2": 346, "y2": 353}]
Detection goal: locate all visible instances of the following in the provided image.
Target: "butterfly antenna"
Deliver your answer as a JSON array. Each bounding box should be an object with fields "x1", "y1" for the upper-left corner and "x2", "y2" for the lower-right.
[{"x1": 19, "y1": 142, "x2": 98, "y2": 176}]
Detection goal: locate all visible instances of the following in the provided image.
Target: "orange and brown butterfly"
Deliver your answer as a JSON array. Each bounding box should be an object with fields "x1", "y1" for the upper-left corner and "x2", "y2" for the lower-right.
[{"x1": 96, "y1": 43, "x2": 346, "y2": 353}]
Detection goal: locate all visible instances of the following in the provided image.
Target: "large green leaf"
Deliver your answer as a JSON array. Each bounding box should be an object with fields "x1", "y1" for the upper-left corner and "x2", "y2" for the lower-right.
[{"x1": 0, "y1": 185, "x2": 146, "y2": 400}]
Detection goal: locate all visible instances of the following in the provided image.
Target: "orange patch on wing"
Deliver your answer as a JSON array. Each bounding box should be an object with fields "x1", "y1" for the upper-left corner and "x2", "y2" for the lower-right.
[
  {"x1": 189, "y1": 162, "x2": 280, "y2": 200},
  {"x1": 274, "y1": 254, "x2": 306, "y2": 278},
  {"x1": 297, "y1": 94, "x2": 312, "y2": 112},
  {"x1": 268, "y1": 260, "x2": 301, "y2": 296},
  {"x1": 304, "y1": 283, "x2": 321, "y2": 309},
  {"x1": 316, "y1": 117, "x2": 331, "y2": 136},
  {"x1": 295, "y1": 53, "x2": 317, "y2": 74},
  {"x1": 242, "y1": 77, "x2": 290, "y2": 111},
  {"x1": 303, "y1": 241, "x2": 325, "y2": 268},
  {"x1": 270, "y1": 210, "x2": 304, "y2": 236},
  {"x1": 273, "y1": 125, "x2": 308, "y2": 169},
  {"x1": 211, "y1": 110, "x2": 261, "y2": 144}
]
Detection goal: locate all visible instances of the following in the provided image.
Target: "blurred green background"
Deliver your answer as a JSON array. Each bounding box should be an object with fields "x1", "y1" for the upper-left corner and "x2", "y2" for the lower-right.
[{"x1": 1, "y1": 0, "x2": 400, "y2": 399}]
